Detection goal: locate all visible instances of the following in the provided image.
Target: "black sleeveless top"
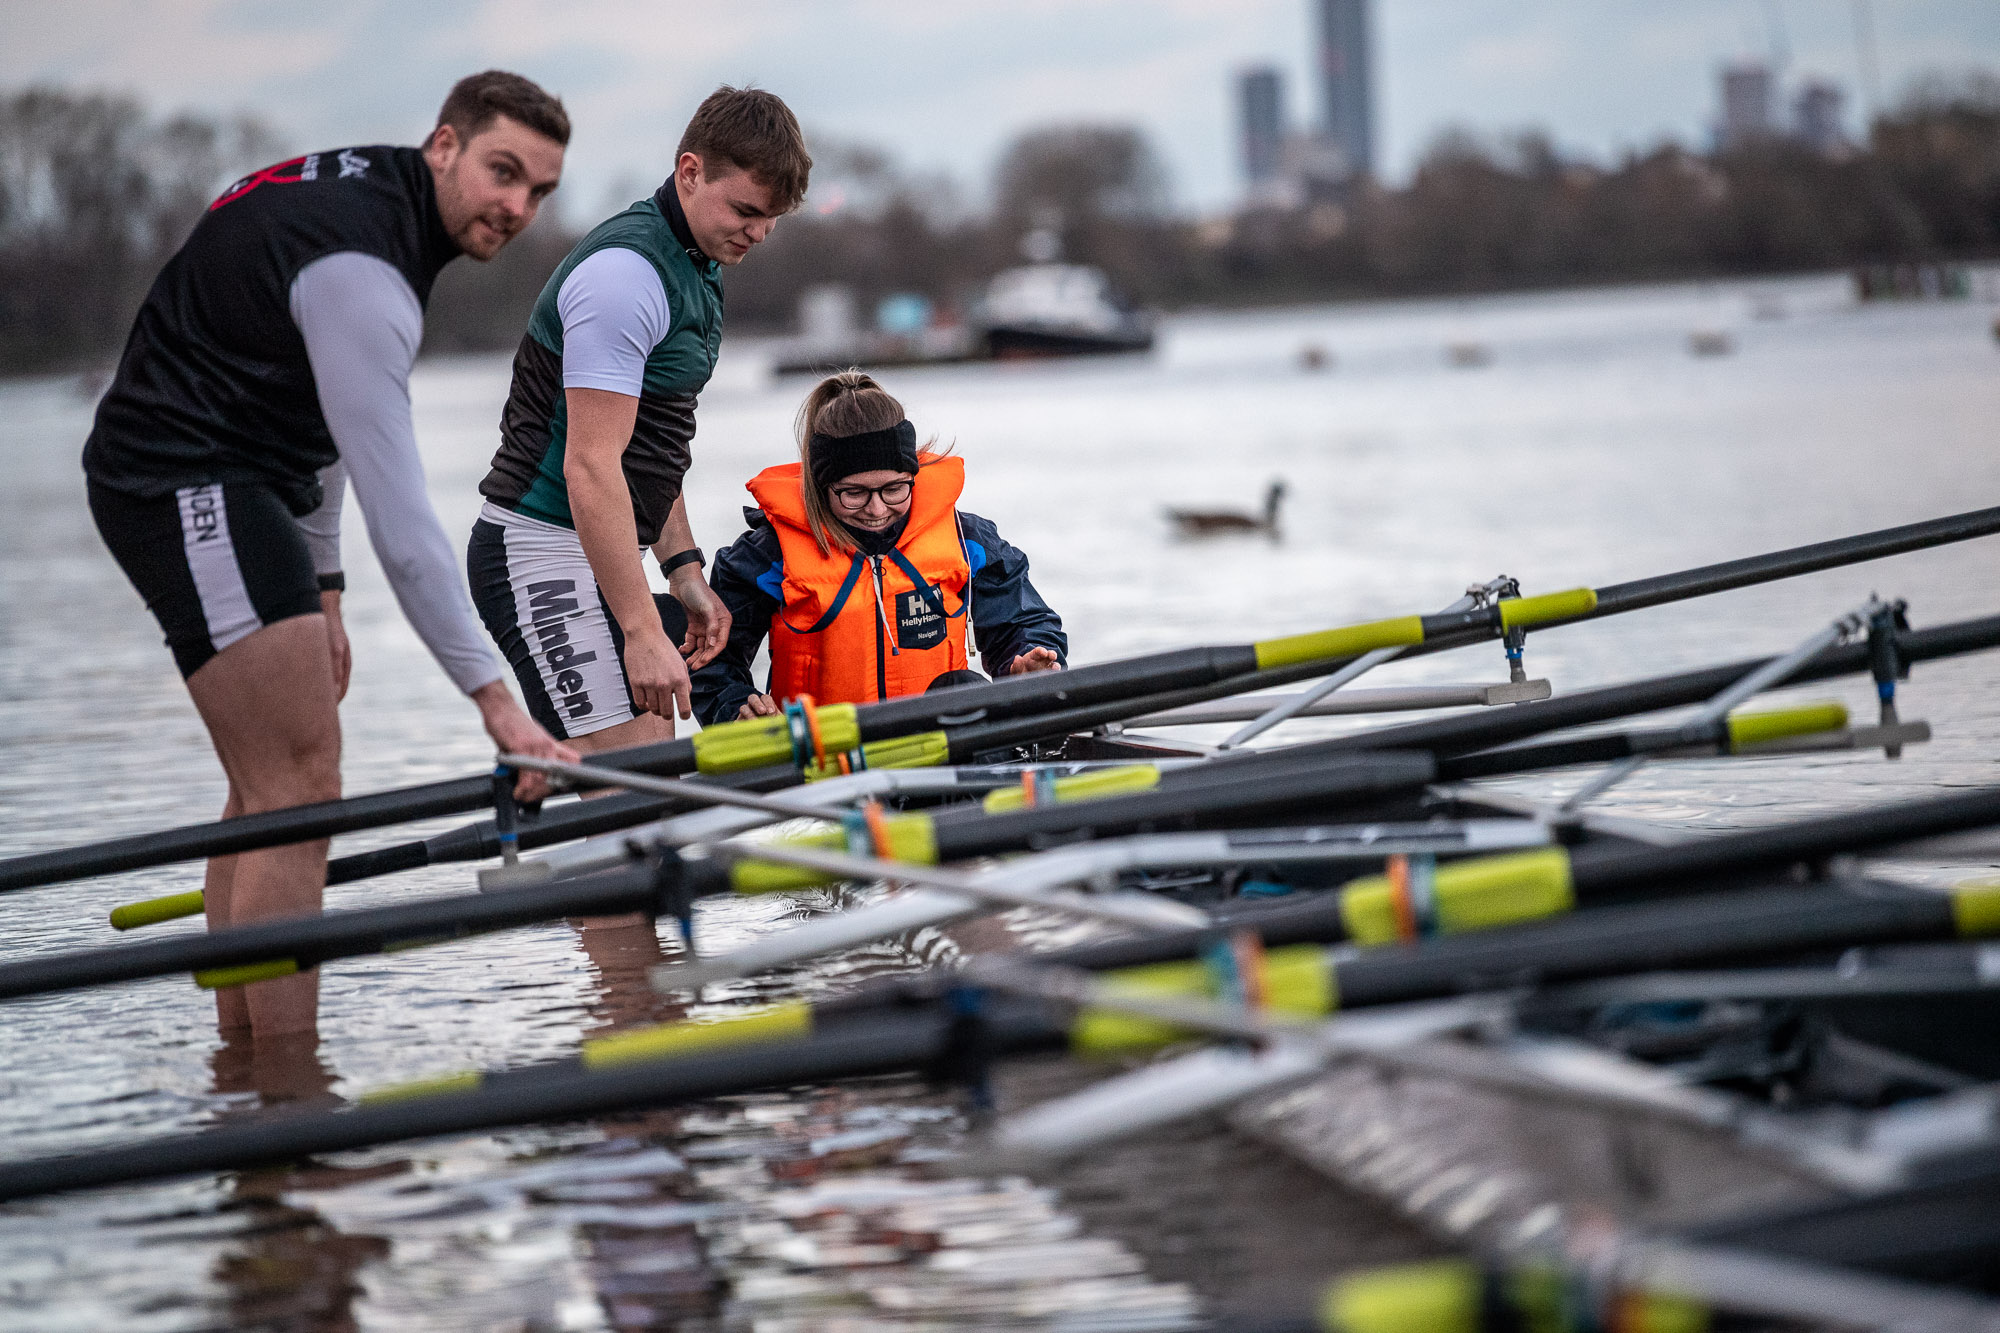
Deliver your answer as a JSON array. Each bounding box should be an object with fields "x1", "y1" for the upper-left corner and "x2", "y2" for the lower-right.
[{"x1": 83, "y1": 145, "x2": 460, "y2": 516}]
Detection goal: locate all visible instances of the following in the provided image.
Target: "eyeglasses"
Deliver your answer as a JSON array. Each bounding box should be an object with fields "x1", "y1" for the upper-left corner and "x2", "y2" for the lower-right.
[{"x1": 828, "y1": 479, "x2": 913, "y2": 509}]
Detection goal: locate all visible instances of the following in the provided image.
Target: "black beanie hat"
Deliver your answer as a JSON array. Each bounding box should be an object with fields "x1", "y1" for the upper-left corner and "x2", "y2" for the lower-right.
[{"x1": 808, "y1": 420, "x2": 919, "y2": 490}]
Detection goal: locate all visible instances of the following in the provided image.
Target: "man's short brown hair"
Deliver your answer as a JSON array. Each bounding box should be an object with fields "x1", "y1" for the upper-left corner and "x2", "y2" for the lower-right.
[
  {"x1": 432, "y1": 71, "x2": 571, "y2": 148},
  {"x1": 677, "y1": 86, "x2": 811, "y2": 212}
]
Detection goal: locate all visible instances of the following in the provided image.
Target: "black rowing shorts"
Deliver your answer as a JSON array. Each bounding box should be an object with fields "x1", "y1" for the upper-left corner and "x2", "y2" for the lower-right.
[{"x1": 88, "y1": 479, "x2": 322, "y2": 679}]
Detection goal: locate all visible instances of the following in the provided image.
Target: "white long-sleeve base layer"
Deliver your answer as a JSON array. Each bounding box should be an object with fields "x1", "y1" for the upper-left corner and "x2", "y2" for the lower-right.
[{"x1": 288, "y1": 250, "x2": 504, "y2": 695}]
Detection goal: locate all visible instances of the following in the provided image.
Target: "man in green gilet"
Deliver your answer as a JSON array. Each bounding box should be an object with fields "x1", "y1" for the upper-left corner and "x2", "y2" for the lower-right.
[{"x1": 469, "y1": 86, "x2": 810, "y2": 757}]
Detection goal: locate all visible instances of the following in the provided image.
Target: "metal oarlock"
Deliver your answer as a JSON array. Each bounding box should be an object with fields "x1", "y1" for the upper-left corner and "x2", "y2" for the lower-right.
[
  {"x1": 938, "y1": 986, "x2": 998, "y2": 1117},
  {"x1": 1480, "y1": 575, "x2": 1532, "y2": 684},
  {"x1": 1868, "y1": 598, "x2": 1912, "y2": 759},
  {"x1": 650, "y1": 852, "x2": 695, "y2": 948},
  {"x1": 490, "y1": 765, "x2": 520, "y2": 868},
  {"x1": 1561, "y1": 596, "x2": 1895, "y2": 815},
  {"x1": 1220, "y1": 574, "x2": 1531, "y2": 750}
]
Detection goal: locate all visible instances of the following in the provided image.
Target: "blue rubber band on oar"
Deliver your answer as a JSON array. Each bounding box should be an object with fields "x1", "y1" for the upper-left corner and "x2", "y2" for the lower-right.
[
  {"x1": 1033, "y1": 768, "x2": 1057, "y2": 807},
  {"x1": 839, "y1": 809, "x2": 875, "y2": 858},
  {"x1": 1407, "y1": 853, "x2": 1440, "y2": 938},
  {"x1": 490, "y1": 766, "x2": 520, "y2": 866},
  {"x1": 782, "y1": 700, "x2": 811, "y2": 770},
  {"x1": 1199, "y1": 935, "x2": 1243, "y2": 1008}
]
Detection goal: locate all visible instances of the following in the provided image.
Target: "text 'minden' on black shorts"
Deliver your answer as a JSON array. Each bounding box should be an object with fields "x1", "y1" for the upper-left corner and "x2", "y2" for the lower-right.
[{"x1": 88, "y1": 479, "x2": 322, "y2": 679}]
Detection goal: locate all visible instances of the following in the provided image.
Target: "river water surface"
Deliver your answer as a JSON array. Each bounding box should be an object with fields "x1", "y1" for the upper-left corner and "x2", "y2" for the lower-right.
[{"x1": 3, "y1": 273, "x2": 2000, "y2": 1329}]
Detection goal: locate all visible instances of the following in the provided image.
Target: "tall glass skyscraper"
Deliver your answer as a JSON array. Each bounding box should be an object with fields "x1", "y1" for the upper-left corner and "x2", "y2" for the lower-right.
[
  {"x1": 1239, "y1": 66, "x2": 1285, "y2": 186},
  {"x1": 1315, "y1": 0, "x2": 1374, "y2": 179}
]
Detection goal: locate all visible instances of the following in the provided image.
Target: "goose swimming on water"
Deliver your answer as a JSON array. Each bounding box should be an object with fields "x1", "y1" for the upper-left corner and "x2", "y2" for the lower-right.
[{"x1": 1165, "y1": 480, "x2": 1286, "y2": 538}]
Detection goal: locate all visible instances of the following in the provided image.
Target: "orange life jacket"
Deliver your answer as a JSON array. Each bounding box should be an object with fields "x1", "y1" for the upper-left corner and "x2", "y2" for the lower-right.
[{"x1": 747, "y1": 454, "x2": 973, "y2": 706}]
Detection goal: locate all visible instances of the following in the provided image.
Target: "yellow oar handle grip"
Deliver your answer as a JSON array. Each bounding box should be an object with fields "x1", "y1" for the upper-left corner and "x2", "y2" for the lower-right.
[
  {"x1": 728, "y1": 811, "x2": 940, "y2": 895},
  {"x1": 193, "y1": 959, "x2": 299, "y2": 990},
  {"x1": 1254, "y1": 616, "x2": 1425, "y2": 672},
  {"x1": 1497, "y1": 587, "x2": 1597, "y2": 630},
  {"x1": 1321, "y1": 1260, "x2": 1484, "y2": 1332},
  {"x1": 1321, "y1": 1261, "x2": 1709, "y2": 1333},
  {"x1": 982, "y1": 764, "x2": 1161, "y2": 814},
  {"x1": 360, "y1": 1070, "x2": 484, "y2": 1106},
  {"x1": 1340, "y1": 848, "x2": 1575, "y2": 946},
  {"x1": 691, "y1": 703, "x2": 862, "y2": 775},
  {"x1": 1953, "y1": 878, "x2": 2000, "y2": 937},
  {"x1": 581, "y1": 1000, "x2": 814, "y2": 1070},
  {"x1": 1070, "y1": 945, "x2": 1335, "y2": 1055},
  {"x1": 1725, "y1": 701, "x2": 1848, "y2": 750},
  {"x1": 800, "y1": 729, "x2": 950, "y2": 781},
  {"x1": 110, "y1": 890, "x2": 207, "y2": 931}
]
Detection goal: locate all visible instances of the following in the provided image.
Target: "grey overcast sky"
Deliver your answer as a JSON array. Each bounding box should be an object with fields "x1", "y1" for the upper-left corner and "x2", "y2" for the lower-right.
[{"x1": 7, "y1": 1, "x2": 1999, "y2": 218}]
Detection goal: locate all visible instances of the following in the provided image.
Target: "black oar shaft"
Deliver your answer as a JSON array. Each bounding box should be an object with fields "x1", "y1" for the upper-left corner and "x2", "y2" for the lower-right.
[
  {"x1": 0, "y1": 1003, "x2": 1068, "y2": 1203},
  {"x1": 1591, "y1": 506, "x2": 2000, "y2": 619},
  {"x1": 1331, "y1": 881, "x2": 1959, "y2": 1008},
  {"x1": 0, "y1": 755, "x2": 1437, "y2": 1003},
  {"x1": 327, "y1": 790, "x2": 672, "y2": 884},
  {"x1": 1303, "y1": 615, "x2": 2000, "y2": 763},
  {"x1": 0, "y1": 776, "x2": 487, "y2": 895},
  {"x1": 1688, "y1": 1163, "x2": 2000, "y2": 1281},
  {"x1": 926, "y1": 752, "x2": 1437, "y2": 859},
  {"x1": 1016, "y1": 879, "x2": 1956, "y2": 994},
  {"x1": 0, "y1": 739, "x2": 693, "y2": 897},
  {"x1": 1571, "y1": 787, "x2": 2000, "y2": 903},
  {"x1": 0, "y1": 864, "x2": 664, "y2": 1001}
]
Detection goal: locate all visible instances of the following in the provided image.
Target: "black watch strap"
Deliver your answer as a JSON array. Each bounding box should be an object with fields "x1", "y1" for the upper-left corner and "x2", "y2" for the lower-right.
[
  {"x1": 317, "y1": 572, "x2": 347, "y2": 593},
  {"x1": 658, "y1": 547, "x2": 705, "y2": 578}
]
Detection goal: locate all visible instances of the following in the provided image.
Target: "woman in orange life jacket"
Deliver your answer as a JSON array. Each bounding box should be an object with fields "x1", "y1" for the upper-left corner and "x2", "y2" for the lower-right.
[{"x1": 689, "y1": 371, "x2": 1066, "y2": 724}]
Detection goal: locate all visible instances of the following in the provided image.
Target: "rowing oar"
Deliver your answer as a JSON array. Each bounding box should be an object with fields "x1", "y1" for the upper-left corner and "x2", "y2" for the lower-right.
[
  {"x1": 4, "y1": 872, "x2": 1995, "y2": 1205},
  {"x1": 647, "y1": 690, "x2": 1880, "y2": 909},
  {"x1": 644, "y1": 693, "x2": 1872, "y2": 991},
  {"x1": 0, "y1": 584, "x2": 1576, "y2": 895},
  {"x1": 0, "y1": 749, "x2": 785, "y2": 898},
  {"x1": 3, "y1": 755, "x2": 1433, "y2": 1003},
  {"x1": 1216, "y1": 576, "x2": 1521, "y2": 749},
  {"x1": 112, "y1": 760, "x2": 1173, "y2": 931},
  {"x1": 1305, "y1": 1242, "x2": 2000, "y2": 1332},
  {"x1": 1557, "y1": 595, "x2": 1889, "y2": 812},
  {"x1": 1685, "y1": 1148, "x2": 2000, "y2": 1293},
  {"x1": 0, "y1": 952, "x2": 1405, "y2": 1204},
  {"x1": 161, "y1": 594, "x2": 1969, "y2": 915},
  {"x1": 764, "y1": 601, "x2": 1988, "y2": 794},
  {"x1": 344, "y1": 609, "x2": 1991, "y2": 907},
  {"x1": 657, "y1": 819, "x2": 1554, "y2": 993},
  {"x1": 11, "y1": 504, "x2": 2000, "y2": 895}
]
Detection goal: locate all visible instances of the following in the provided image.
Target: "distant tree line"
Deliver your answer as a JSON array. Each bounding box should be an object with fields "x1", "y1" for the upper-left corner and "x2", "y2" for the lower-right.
[
  {"x1": 2, "y1": 78, "x2": 1998, "y2": 376},
  {"x1": 730, "y1": 75, "x2": 2000, "y2": 324}
]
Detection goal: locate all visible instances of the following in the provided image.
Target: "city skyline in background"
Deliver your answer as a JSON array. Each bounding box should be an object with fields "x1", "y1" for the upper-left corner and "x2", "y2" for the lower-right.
[{"x1": 5, "y1": 0, "x2": 1999, "y2": 220}]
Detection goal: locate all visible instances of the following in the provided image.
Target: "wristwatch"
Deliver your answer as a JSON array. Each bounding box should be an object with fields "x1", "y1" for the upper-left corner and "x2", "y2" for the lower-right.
[{"x1": 658, "y1": 548, "x2": 704, "y2": 578}]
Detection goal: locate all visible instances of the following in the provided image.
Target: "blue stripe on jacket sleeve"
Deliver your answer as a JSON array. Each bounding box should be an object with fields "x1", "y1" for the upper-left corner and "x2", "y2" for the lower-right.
[{"x1": 754, "y1": 560, "x2": 785, "y2": 601}]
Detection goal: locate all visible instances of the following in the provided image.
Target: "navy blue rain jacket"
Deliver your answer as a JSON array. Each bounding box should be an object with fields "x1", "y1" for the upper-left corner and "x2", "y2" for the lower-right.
[{"x1": 690, "y1": 507, "x2": 1067, "y2": 726}]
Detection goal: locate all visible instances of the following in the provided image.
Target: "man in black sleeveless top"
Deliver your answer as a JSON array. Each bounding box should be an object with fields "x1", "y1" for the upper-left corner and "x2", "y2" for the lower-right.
[{"x1": 82, "y1": 72, "x2": 576, "y2": 1044}]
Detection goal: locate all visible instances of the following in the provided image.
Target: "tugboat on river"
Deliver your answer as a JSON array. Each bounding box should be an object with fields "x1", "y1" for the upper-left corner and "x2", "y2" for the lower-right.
[
  {"x1": 971, "y1": 262, "x2": 1154, "y2": 360},
  {"x1": 772, "y1": 242, "x2": 1153, "y2": 376}
]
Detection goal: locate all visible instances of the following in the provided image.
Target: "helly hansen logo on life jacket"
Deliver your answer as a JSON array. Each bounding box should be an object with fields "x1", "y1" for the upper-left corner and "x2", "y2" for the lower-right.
[
  {"x1": 526, "y1": 580, "x2": 597, "y2": 719},
  {"x1": 898, "y1": 584, "x2": 947, "y2": 651}
]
